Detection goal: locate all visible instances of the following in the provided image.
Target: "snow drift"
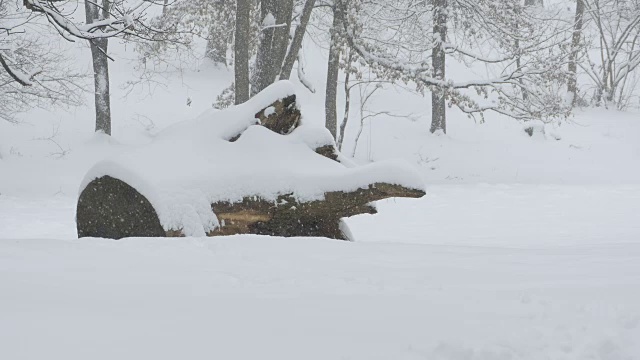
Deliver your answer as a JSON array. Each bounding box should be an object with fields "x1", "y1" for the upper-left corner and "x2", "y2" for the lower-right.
[{"x1": 78, "y1": 81, "x2": 425, "y2": 238}]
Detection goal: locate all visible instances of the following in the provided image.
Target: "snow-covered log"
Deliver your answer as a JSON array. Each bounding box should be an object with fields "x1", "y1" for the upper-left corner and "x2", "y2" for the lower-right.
[{"x1": 76, "y1": 81, "x2": 425, "y2": 240}]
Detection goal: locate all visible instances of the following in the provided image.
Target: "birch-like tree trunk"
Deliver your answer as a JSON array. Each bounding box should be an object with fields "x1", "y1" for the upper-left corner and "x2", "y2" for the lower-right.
[
  {"x1": 430, "y1": 0, "x2": 447, "y2": 134},
  {"x1": 85, "y1": 0, "x2": 112, "y2": 135},
  {"x1": 325, "y1": 6, "x2": 342, "y2": 139},
  {"x1": 567, "y1": 0, "x2": 584, "y2": 105},
  {"x1": 235, "y1": 0, "x2": 251, "y2": 104}
]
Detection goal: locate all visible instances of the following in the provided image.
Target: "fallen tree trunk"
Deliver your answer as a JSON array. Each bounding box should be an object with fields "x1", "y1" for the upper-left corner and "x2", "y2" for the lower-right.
[
  {"x1": 77, "y1": 82, "x2": 425, "y2": 240},
  {"x1": 78, "y1": 176, "x2": 423, "y2": 240}
]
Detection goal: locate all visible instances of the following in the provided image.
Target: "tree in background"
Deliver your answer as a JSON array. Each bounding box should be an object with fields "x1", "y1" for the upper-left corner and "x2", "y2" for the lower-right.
[
  {"x1": 85, "y1": 0, "x2": 112, "y2": 135},
  {"x1": 581, "y1": 0, "x2": 640, "y2": 109},
  {"x1": 22, "y1": 0, "x2": 166, "y2": 135},
  {"x1": 336, "y1": 0, "x2": 576, "y2": 133},
  {"x1": 0, "y1": 0, "x2": 84, "y2": 123}
]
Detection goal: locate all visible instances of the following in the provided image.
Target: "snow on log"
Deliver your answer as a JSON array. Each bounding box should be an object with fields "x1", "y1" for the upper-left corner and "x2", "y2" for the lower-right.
[{"x1": 77, "y1": 81, "x2": 425, "y2": 240}]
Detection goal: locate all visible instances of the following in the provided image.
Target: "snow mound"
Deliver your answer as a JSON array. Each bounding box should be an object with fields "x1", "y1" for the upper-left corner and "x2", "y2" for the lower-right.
[{"x1": 80, "y1": 81, "x2": 424, "y2": 236}]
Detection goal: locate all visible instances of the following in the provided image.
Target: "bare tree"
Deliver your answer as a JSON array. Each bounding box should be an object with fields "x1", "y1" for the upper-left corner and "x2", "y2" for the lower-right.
[
  {"x1": 85, "y1": 0, "x2": 112, "y2": 135},
  {"x1": 337, "y1": 0, "x2": 574, "y2": 133},
  {"x1": 235, "y1": 0, "x2": 252, "y2": 104},
  {"x1": 431, "y1": 0, "x2": 447, "y2": 133},
  {"x1": 280, "y1": 0, "x2": 317, "y2": 80},
  {"x1": 567, "y1": 0, "x2": 585, "y2": 106},
  {"x1": 325, "y1": 5, "x2": 342, "y2": 139},
  {"x1": 22, "y1": 0, "x2": 167, "y2": 135},
  {"x1": 581, "y1": 0, "x2": 640, "y2": 108},
  {"x1": 0, "y1": 0, "x2": 85, "y2": 123}
]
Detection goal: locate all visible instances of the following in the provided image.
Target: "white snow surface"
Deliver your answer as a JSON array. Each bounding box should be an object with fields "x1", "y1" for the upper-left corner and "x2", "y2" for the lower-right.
[
  {"x1": 80, "y1": 81, "x2": 424, "y2": 236},
  {"x1": 1, "y1": 30, "x2": 640, "y2": 360},
  {"x1": 1, "y1": 235, "x2": 639, "y2": 360}
]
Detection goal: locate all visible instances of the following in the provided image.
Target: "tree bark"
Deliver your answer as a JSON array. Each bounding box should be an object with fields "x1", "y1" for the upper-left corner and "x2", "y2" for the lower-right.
[
  {"x1": 252, "y1": 0, "x2": 277, "y2": 96},
  {"x1": 338, "y1": 51, "x2": 353, "y2": 150},
  {"x1": 280, "y1": 0, "x2": 317, "y2": 80},
  {"x1": 325, "y1": 6, "x2": 342, "y2": 139},
  {"x1": 430, "y1": 0, "x2": 447, "y2": 134},
  {"x1": 235, "y1": 0, "x2": 251, "y2": 104},
  {"x1": 270, "y1": 0, "x2": 294, "y2": 77},
  {"x1": 567, "y1": 0, "x2": 584, "y2": 105},
  {"x1": 85, "y1": 0, "x2": 112, "y2": 135},
  {"x1": 253, "y1": 0, "x2": 294, "y2": 96},
  {"x1": 524, "y1": 0, "x2": 543, "y2": 6}
]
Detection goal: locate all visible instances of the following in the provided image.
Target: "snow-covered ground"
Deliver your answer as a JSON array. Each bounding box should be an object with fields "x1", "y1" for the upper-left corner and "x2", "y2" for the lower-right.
[
  {"x1": 1, "y1": 235, "x2": 639, "y2": 360},
  {"x1": 1, "y1": 35, "x2": 640, "y2": 359}
]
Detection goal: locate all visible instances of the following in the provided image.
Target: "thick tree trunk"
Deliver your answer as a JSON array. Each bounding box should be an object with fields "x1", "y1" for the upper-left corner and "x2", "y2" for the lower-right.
[
  {"x1": 280, "y1": 0, "x2": 317, "y2": 80},
  {"x1": 270, "y1": 0, "x2": 294, "y2": 77},
  {"x1": 567, "y1": 0, "x2": 584, "y2": 105},
  {"x1": 252, "y1": 0, "x2": 277, "y2": 96},
  {"x1": 235, "y1": 0, "x2": 251, "y2": 104},
  {"x1": 430, "y1": 0, "x2": 447, "y2": 134},
  {"x1": 325, "y1": 7, "x2": 342, "y2": 139},
  {"x1": 85, "y1": 0, "x2": 112, "y2": 135},
  {"x1": 253, "y1": 0, "x2": 293, "y2": 96}
]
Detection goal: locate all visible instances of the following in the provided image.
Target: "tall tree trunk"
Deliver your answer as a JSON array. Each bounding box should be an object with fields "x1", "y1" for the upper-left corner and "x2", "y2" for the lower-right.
[
  {"x1": 567, "y1": 0, "x2": 584, "y2": 106},
  {"x1": 253, "y1": 0, "x2": 277, "y2": 96},
  {"x1": 271, "y1": 0, "x2": 294, "y2": 77},
  {"x1": 235, "y1": 0, "x2": 251, "y2": 104},
  {"x1": 85, "y1": 0, "x2": 112, "y2": 135},
  {"x1": 430, "y1": 0, "x2": 447, "y2": 134},
  {"x1": 280, "y1": 0, "x2": 317, "y2": 80},
  {"x1": 338, "y1": 51, "x2": 353, "y2": 151},
  {"x1": 253, "y1": 0, "x2": 292, "y2": 95},
  {"x1": 325, "y1": 6, "x2": 342, "y2": 139}
]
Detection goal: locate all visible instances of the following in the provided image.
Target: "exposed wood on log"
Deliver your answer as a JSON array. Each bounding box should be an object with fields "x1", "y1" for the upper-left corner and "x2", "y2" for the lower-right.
[
  {"x1": 77, "y1": 176, "x2": 165, "y2": 239},
  {"x1": 314, "y1": 144, "x2": 339, "y2": 161},
  {"x1": 77, "y1": 176, "x2": 424, "y2": 240},
  {"x1": 229, "y1": 94, "x2": 301, "y2": 142},
  {"x1": 254, "y1": 94, "x2": 300, "y2": 135},
  {"x1": 208, "y1": 183, "x2": 425, "y2": 240}
]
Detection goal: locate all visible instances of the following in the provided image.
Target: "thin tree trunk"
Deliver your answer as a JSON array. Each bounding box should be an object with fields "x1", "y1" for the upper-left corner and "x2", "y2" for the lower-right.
[
  {"x1": 338, "y1": 51, "x2": 353, "y2": 150},
  {"x1": 567, "y1": 0, "x2": 584, "y2": 105},
  {"x1": 163, "y1": 0, "x2": 168, "y2": 14},
  {"x1": 280, "y1": 0, "x2": 317, "y2": 80},
  {"x1": 325, "y1": 6, "x2": 342, "y2": 139},
  {"x1": 515, "y1": 4, "x2": 528, "y2": 102},
  {"x1": 430, "y1": 0, "x2": 447, "y2": 134},
  {"x1": 235, "y1": 0, "x2": 251, "y2": 104},
  {"x1": 86, "y1": 0, "x2": 112, "y2": 135}
]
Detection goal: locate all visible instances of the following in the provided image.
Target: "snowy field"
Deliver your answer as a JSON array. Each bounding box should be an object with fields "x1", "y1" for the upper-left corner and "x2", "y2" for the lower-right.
[
  {"x1": 2, "y1": 36, "x2": 640, "y2": 359},
  {"x1": 2, "y1": 182, "x2": 640, "y2": 359}
]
